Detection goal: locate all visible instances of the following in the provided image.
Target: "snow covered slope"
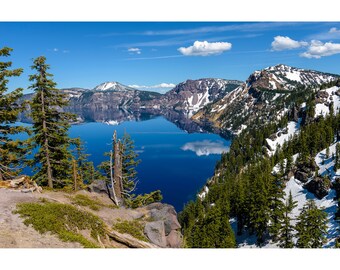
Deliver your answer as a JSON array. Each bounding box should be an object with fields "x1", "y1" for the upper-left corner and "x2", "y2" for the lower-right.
[
  {"x1": 193, "y1": 65, "x2": 339, "y2": 135},
  {"x1": 315, "y1": 86, "x2": 340, "y2": 118},
  {"x1": 266, "y1": 119, "x2": 301, "y2": 155},
  {"x1": 232, "y1": 143, "x2": 340, "y2": 248},
  {"x1": 250, "y1": 64, "x2": 338, "y2": 91},
  {"x1": 162, "y1": 78, "x2": 243, "y2": 112}
]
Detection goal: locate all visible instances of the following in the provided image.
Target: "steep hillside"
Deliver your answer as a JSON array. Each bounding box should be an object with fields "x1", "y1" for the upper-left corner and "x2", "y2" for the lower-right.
[
  {"x1": 159, "y1": 78, "x2": 243, "y2": 112},
  {"x1": 180, "y1": 77, "x2": 340, "y2": 248},
  {"x1": 192, "y1": 65, "x2": 339, "y2": 135}
]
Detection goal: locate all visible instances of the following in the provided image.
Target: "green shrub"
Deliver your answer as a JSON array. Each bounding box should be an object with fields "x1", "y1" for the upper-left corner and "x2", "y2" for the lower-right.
[
  {"x1": 127, "y1": 190, "x2": 163, "y2": 209},
  {"x1": 71, "y1": 194, "x2": 102, "y2": 211},
  {"x1": 113, "y1": 220, "x2": 148, "y2": 242},
  {"x1": 15, "y1": 201, "x2": 106, "y2": 248}
]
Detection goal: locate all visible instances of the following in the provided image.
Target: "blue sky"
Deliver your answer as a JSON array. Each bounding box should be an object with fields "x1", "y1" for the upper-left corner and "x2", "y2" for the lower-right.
[{"x1": 2, "y1": 22, "x2": 340, "y2": 94}]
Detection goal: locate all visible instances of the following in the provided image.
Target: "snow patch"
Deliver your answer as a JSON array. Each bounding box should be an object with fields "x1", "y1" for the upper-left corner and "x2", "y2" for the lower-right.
[{"x1": 266, "y1": 119, "x2": 301, "y2": 155}]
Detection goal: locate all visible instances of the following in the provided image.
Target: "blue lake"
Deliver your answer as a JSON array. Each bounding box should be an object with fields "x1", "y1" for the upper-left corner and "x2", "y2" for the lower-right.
[{"x1": 19, "y1": 116, "x2": 230, "y2": 211}]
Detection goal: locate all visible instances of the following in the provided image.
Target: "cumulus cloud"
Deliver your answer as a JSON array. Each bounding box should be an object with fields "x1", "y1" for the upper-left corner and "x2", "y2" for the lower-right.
[
  {"x1": 300, "y1": 40, "x2": 340, "y2": 59},
  {"x1": 128, "y1": 83, "x2": 176, "y2": 89},
  {"x1": 181, "y1": 140, "x2": 229, "y2": 156},
  {"x1": 128, "y1": 47, "x2": 141, "y2": 54},
  {"x1": 271, "y1": 36, "x2": 308, "y2": 51},
  {"x1": 178, "y1": 41, "x2": 232, "y2": 56}
]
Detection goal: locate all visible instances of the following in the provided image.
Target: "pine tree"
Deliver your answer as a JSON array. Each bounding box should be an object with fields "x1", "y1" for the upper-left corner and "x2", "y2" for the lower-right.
[
  {"x1": 277, "y1": 191, "x2": 297, "y2": 248},
  {"x1": 295, "y1": 200, "x2": 328, "y2": 248},
  {"x1": 286, "y1": 154, "x2": 293, "y2": 175},
  {"x1": 268, "y1": 177, "x2": 285, "y2": 242},
  {"x1": 121, "y1": 131, "x2": 141, "y2": 198},
  {"x1": 335, "y1": 143, "x2": 340, "y2": 171},
  {"x1": 73, "y1": 138, "x2": 98, "y2": 185},
  {"x1": 0, "y1": 47, "x2": 28, "y2": 180},
  {"x1": 28, "y1": 56, "x2": 76, "y2": 188}
]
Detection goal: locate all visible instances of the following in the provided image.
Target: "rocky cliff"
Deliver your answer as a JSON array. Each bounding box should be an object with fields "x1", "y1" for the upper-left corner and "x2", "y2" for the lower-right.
[{"x1": 192, "y1": 64, "x2": 339, "y2": 135}]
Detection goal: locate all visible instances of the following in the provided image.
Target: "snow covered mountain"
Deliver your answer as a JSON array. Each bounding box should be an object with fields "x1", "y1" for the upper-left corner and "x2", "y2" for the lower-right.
[
  {"x1": 159, "y1": 78, "x2": 243, "y2": 112},
  {"x1": 193, "y1": 65, "x2": 339, "y2": 135},
  {"x1": 92, "y1": 81, "x2": 136, "y2": 92},
  {"x1": 248, "y1": 64, "x2": 337, "y2": 91}
]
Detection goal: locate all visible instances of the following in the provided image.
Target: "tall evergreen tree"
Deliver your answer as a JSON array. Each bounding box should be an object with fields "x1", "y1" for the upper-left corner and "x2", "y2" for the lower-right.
[
  {"x1": 120, "y1": 132, "x2": 141, "y2": 198},
  {"x1": 0, "y1": 47, "x2": 28, "y2": 180},
  {"x1": 335, "y1": 143, "x2": 340, "y2": 171},
  {"x1": 268, "y1": 177, "x2": 285, "y2": 242},
  {"x1": 28, "y1": 56, "x2": 75, "y2": 188},
  {"x1": 277, "y1": 191, "x2": 297, "y2": 248},
  {"x1": 295, "y1": 200, "x2": 328, "y2": 248},
  {"x1": 73, "y1": 138, "x2": 98, "y2": 185}
]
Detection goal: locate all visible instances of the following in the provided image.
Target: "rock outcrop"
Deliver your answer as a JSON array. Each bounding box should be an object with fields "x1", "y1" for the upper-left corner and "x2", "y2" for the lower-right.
[
  {"x1": 143, "y1": 203, "x2": 183, "y2": 248},
  {"x1": 304, "y1": 176, "x2": 331, "y2": 199},
  {"x1": 87, "y1": 180, "x2": 109, "y2": 194}
]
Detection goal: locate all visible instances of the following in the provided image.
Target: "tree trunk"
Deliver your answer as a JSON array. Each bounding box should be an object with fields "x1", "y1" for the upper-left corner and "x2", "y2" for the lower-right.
[
  {"x1": 105, "y1": 229, "x2": 157, "y2": 248},
  {"x1": 110, "y1": 150, "x2": 118, "y2": 205},
  {"x1": 73, "y1": 159, "x2": 77, "y2": 191},
  {"x1": 40, "y1": 87, "x2": 53, "y2": 188},
  {"x1": 113, "y1": 131, "x2": 123, "y2": 204}
]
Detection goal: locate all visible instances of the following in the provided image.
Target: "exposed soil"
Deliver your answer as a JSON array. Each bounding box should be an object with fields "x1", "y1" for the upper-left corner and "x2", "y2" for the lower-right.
[{"x1": 0, "y1": 188, "x2": 150, "y2": 248}]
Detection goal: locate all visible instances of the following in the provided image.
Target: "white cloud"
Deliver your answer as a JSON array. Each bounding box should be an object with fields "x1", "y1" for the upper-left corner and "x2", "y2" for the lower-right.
[
  {"x1": 309, "y1": 27, "x2": 340, "y2": 40},
  {"x1": 128, "y1": 47, "x2": 141, "y2": 54},
  {"x1": 271, "y1": 36, "x2": 308, "y2": 51},
  {"x1": 178, "y1": 41, "x2": 232, "y2": 56},
  {"x1": 300, "y1": 40, "x2": 340, "y2": 59},
  {"x1": 181, "y1": 140, "x2": 229, "y2": 156},
  {"x1": 53, "y1": 48, "x2": 59, "y2": 52}
]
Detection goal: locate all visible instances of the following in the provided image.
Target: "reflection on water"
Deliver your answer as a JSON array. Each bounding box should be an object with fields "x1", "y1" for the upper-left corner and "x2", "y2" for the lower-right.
[
  {"x1": 17, "y1": 107, "x2": 231, "y2": 210},
  {"x1": 181, "y1": 140, "x2": 229, "y2": 156}
]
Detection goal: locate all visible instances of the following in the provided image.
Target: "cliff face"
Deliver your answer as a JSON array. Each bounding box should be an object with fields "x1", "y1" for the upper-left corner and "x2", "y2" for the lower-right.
[{"x1": 158, "y1": 78, "x2": 243, "y2": 111}]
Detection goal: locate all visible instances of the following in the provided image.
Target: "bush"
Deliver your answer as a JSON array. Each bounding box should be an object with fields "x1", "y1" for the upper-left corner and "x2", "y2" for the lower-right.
[
  {"x1": 113, "y1": 220, "x2": 148, "y2": 242},
  {"x1": 127, "y1": 190, "x2": 163, "y2": 209},
  {"x1": 71, "y1": 194, "x2": 102, "y2": 211},
  {"x1": 14, "y1": 201, "x2": 106, "y2": 248}
]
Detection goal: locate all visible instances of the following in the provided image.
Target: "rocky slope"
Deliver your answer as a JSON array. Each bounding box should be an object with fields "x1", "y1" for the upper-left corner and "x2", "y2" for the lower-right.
[
  {"x1": 158, "y1": 78, "x2": 243, "y2": 112},
  {"x1": 192, "y1": 64, "x2": 339, "y2": 135},
  {"x1": 0, "y1": 184, "x2": 183, "y2": 248},
  {"x1": 63, "y1": 82, "x2": 162, "y2": 112}
]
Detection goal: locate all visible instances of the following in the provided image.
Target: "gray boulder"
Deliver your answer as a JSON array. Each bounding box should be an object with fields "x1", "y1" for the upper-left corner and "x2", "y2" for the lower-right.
[
  {"x1": 294, "y1": 170, "x2": 309, "y2": 183},
  {"x1": 87, "y1": 180, "x2": 108, "y2": 194},
  {"x1": 144, "y1": 221, "x2": 167, "y2": 248},
  {"x1": 304, "y1": 177, "x2": 331, "y2": 199},
  {"x1": 166, "y1": 230, "x2": 183, "y2": 248},
  {"x1": 148, "y1": 203, "x2": 181, "y2": 235}
]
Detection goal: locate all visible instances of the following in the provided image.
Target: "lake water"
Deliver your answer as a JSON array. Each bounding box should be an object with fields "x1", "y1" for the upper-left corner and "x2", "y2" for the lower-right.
[{"x1": 18, "y1": 116, "x2": 230, "y2": 211}]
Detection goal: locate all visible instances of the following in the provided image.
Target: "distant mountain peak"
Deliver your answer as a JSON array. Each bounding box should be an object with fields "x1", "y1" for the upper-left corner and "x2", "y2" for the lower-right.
[
  {"x1": 92, "y1": 81, "x2": 136, "y2": 92},
  {"x1": 249, "y1": 64, "x2": 338, "y2": 91}
]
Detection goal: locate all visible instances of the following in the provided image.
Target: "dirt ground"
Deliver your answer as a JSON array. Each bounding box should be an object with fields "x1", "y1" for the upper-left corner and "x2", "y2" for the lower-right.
[{"x1": 0, "y1": 188, "x2": 149, "y2": 248}]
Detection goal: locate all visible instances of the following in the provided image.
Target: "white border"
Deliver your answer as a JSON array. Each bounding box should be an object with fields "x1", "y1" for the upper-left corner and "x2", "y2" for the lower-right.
[
  {"x1": 1, "y1": 0, "x2": 340, "y2": 269},
  {"x1": 1, "y1": 0, "x2": 340, "y2": 21}
]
